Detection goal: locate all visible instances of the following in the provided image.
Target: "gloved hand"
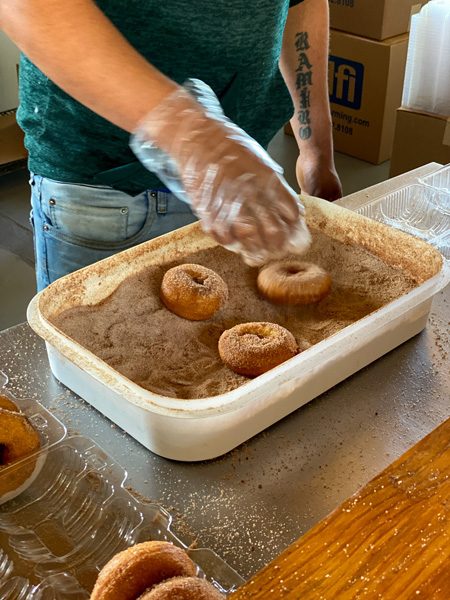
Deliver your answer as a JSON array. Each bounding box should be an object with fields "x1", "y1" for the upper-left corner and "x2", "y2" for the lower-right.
[{"x1": 130, "y1": 79, "x2": 311, "y2": 266}]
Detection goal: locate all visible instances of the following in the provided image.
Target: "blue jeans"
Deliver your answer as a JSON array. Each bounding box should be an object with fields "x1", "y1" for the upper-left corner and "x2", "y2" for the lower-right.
[{"x1": 30, "y1": 175, "x2": 197, "y2": 291}]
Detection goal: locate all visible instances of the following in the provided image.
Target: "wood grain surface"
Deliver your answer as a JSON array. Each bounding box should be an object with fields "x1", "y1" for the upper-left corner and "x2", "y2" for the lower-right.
[{"x1": 229, "y1": 415, "x2": 450, "y2": 599}]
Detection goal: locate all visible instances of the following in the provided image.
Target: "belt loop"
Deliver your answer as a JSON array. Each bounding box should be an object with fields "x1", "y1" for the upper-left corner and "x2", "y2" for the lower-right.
[
  {"x1": 30, "y1": 173, "x2": 43, "y2": 197},
  {"x1": 156, "y1": 191, "x2": 168, "y2": 214}
]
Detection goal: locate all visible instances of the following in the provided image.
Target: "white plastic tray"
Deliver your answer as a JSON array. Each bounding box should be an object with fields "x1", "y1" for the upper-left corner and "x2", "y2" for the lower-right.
[
  {"x1": 27, "y1": 196, "x2": 450, "y2": 461},
  {"x1": 0, "y1": 435, "x2": 244, "y2": 599}
]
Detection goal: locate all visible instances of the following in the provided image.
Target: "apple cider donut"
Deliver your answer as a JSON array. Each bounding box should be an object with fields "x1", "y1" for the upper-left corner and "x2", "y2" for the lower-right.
[
  {"x1": 0, "y1": 407, "x2": 41, "y2": 464},
  {"x1": 160, "y1": 264, "x2": 228, "y2": 320},
  {"x1": 257, "y1": 259, "x2": 331, "y2": 306},
  {"x1": 218, "y1": 322, "x2": 298, "y2": 377},
  {"x1": 138, "y1": 576, "x2": 224, "y2": 600},
  {"x1": 0, "y1": 394, "x2": 20, "y2": 412},
  {"x1": 90, "y1": 541, "x2": 197, "y2": 600},
  {"x1": 0, "y1": 406, "x2": 41, "y2": 501}
]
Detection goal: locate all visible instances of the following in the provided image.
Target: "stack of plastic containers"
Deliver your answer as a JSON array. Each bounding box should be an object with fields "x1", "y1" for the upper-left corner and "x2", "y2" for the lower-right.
[
  {"x1": 402, "y1": 0, "x2": 450, "y2": 116},
  {"x1": 363, "y1": 4, "x2": 450, "y2": 252}
]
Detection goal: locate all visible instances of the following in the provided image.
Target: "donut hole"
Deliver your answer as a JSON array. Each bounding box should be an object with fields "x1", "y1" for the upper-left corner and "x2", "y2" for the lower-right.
[
  {"x1": 286, "y1": 266, "x2": 305, "y2": 275},
  {"x1": 185, "y1": 268, "x2": 207, "y2": 286},
  {"x1": 192, "y1": 275, "x2": 206, "y2": 286},
  {"x1": 245, "y1": 333, "x2": 268, "y2": 342},
  {"x1": 241, "y1": 326, "x2": 275, "y2": 343},
  {"x1": 0, "y1": 444, "x2": 6, "y2": 465}
]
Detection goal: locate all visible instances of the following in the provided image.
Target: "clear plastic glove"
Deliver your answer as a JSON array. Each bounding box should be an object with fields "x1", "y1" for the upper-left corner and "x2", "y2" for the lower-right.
[{"x1": 130, "y1": 79, "x2": 311, "y2": 266}]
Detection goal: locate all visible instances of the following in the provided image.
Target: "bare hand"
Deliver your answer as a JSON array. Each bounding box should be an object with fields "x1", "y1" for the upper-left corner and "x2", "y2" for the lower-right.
[{"x1": 296, "y1": 155, "x2": 342, "y2": 202}]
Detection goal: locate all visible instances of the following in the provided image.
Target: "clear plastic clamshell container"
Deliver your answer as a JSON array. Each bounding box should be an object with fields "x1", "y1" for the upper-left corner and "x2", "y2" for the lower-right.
[
  {"x1": 419, "y1": 163, "x2": 450, "y2": 195},
  {"x1": 356, "y1": 183, "x2": 450, "y2": 260},
  {"x1": 0, "y1": 435, "x2": 244, "y2": 599},
  {"x1": 0, "y1": 371, "x2": 67, "y2": 505}
]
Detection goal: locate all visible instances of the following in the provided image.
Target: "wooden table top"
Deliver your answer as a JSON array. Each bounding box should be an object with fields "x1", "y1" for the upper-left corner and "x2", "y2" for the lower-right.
[{"x1": 229, "y1": 409, "x2": 450, "y2": 598}]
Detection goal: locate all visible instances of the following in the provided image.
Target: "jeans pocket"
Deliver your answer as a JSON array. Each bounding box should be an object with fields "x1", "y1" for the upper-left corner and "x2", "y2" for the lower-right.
[{"x1": 47, "y1": 195, "x2": 129, "y2": 244}]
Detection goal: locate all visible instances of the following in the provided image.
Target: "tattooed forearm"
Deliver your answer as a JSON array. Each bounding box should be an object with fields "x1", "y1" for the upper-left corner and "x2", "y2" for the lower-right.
[{"x1": 295, "y1": 31, "x2": 312, "y2": 140}]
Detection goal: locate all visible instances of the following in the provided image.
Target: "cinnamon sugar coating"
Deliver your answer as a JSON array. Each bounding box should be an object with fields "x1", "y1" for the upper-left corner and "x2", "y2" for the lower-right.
[
  {"x1": 161, "y1": 264, "x2": 228, "y2": 320},
  {"x1": 257, "y1": 260, "x2": 331, "y2": 305},
  {"x1": 218, "y1": 322, "x2": 298, "y2": 376},
  {"x1": 90, "y1": 541, "x2": 197, "y2": 600},
  {"x1": 138, "y1": 576, "x2": 224, "y2": 600}
]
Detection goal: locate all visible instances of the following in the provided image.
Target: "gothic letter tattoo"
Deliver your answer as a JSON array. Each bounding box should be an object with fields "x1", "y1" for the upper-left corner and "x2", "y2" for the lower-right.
[{"x1": 295, "y1": 31, "x2": 312, "y2": 141}]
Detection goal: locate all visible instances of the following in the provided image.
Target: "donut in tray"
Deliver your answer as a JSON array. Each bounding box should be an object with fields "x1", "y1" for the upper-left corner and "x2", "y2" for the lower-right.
[
  {"x1": 218, "y1": 322, "x2": 298, "y2": 376},
  {"x1": 90, "y1": 540, "x2": 222, "y2": 600},
  {"x1": 0, "y1": 397, "x2": 42, "y2": 502},
  {"x1": 257, "y1": 259, "x2": 331, "y2": 306},
  {"x1": 160, "y1": 264, "x2": 228, "y2": 320}
]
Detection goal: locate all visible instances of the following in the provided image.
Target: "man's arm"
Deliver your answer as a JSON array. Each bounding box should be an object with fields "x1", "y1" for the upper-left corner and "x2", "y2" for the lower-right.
[
  {"x1": 0, "y1": 0, "x2": 177, "y2": 132},
  {"x1": 279, "y1": 0, "x2": 342, "y2": 201},
  {"x1": 0, "y1": 0, "x2": 311, "y2": 264}
]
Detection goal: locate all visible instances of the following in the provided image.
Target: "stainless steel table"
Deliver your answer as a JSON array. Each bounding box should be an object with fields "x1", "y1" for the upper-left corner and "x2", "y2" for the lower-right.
[{"x1": 1, "y1": 164, "x2": 448, "y2": 581}]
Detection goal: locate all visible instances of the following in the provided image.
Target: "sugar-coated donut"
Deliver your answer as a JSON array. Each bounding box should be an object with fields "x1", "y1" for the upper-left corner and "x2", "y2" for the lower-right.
[
  {"x1": 0, "y1": 407, "x2": 41, "y2": 464},
  {"x1": 161, "y1": 264, "x2": 228, "y2": 321},
  {"x1": 257, "y1": 259, "x2": 331, "y2": 306},
  {"x1": 218, "y1": 322, "x2": 298, "y2": 377},
  {"x1": 0, "y1": 394, "x2": 20, "y2": 412},
  {"x1": 0, "y1": 405, "x2": 42, "y2": 501},
  {"x1": 138, "y1": 576, "x2": 224, "y2": 600},
  {"x1": 90, "y1": 541, "x2": 197, "y2": 600}
]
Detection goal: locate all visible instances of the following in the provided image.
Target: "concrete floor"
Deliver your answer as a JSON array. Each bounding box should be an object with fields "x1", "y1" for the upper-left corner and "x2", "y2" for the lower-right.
[{"x1": 0, "y1": 129, "x2": 390, "y2": 331}]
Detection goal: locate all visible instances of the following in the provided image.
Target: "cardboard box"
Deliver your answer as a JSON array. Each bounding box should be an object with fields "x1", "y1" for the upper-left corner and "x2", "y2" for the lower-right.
[
  {"x1": 328, "y1": 30, "x2": 408, "y2": 164},
  {"x1": 0, "y1": 110, "x2": 28, "y2": 176},
  {"x1": 389, "y1": 107, "x2": 450, "y2": 178},
  {"x1": 284, "y1": 31, "x2": 408, "y2": 164},
  {"x1": 328, "y1": 0, "x2": 427, "y2": 41}
]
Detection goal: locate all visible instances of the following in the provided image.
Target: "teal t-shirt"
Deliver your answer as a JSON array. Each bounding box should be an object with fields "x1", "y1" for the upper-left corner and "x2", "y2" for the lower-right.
[{"x1": 18, "y1": 0, "x2": 302, "y2": 195}]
